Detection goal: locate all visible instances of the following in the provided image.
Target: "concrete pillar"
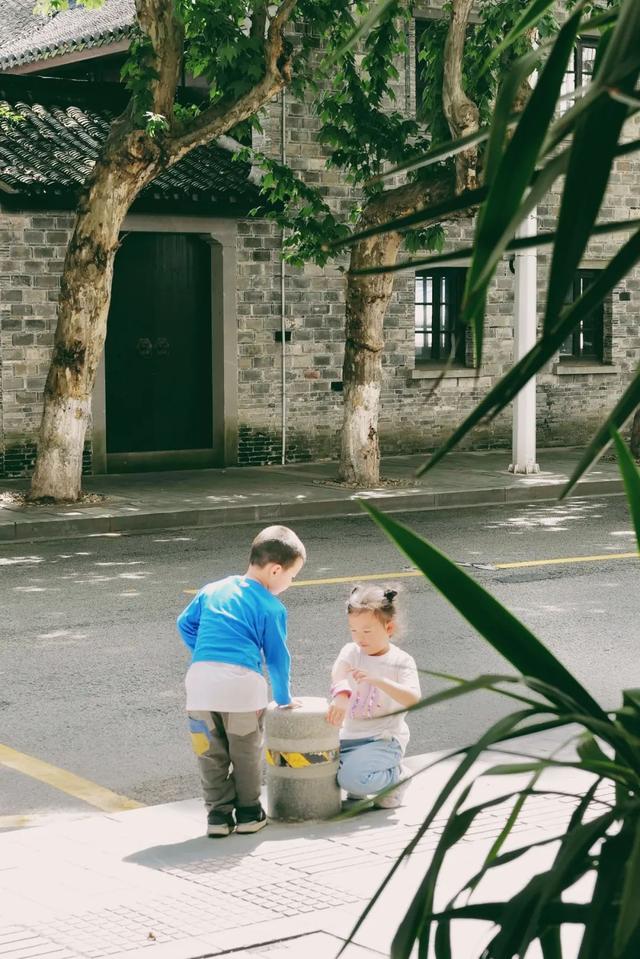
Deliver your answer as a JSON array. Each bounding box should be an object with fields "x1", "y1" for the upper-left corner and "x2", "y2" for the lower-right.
[
  {"x1": 265, "y1": 696, "x2": 341, "y2": 822},
  {"x1": 509, "y1": 208, "x2": 540, "y2": 475}
]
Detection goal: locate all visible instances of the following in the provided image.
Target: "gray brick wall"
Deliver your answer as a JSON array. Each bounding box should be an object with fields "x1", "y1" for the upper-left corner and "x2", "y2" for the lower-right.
[
  {"x1": 231, "y1": 20, "x2": 640, "y2": 467},
  {"x1": 2, "y1": 11, "x2": 640, "y2": 476},
  {"x1": 0, "y1": 211, "x2": 73, "y2": 475}
]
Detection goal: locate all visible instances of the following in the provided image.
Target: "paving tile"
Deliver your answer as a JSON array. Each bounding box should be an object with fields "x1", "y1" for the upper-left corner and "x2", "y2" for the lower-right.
[{"x1": 222, "y1": 930, "x2": 386, "y2": 957}]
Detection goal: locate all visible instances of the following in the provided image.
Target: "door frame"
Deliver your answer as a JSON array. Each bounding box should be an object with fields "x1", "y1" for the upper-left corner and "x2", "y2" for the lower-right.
[{"x1": 91, "y1": 215, "x2": 238, "y2": 474}]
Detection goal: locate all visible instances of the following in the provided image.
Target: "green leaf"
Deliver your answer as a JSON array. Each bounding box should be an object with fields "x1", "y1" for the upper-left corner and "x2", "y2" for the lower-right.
[
  {"x1": 392, "y1": 737, "x2": 562, "y2": 958},
  {"x1": 320, "y1": 0, "x2": 397, "y2": 72},
  {"x1": 476, "y1": 769, "x2": 541, "y2": 886},
  {"x1": 433, "y1": 919, "x2": 451, "y2": 959},
  {"x1": 360, "y1": 500, "x2": 607, "y2": 720},
  {"x1": 343, "y1": 709, "x2": 535, "y2": 956},
  {"x1": 520, "y1": 809, "x2": 617, "y2": 957},
  {"x1": 365, "y1": 124, "x2": 509, "y2": 187},
  {"x1": 567, "y1": 778, "x2": 603, "y2": 833},
  {"x1": 464, "y1": 5, "x2": 583, "y2": 364},
  {"x1": 454, "y1": 819, "x2": 593, "y2": 906},
  {"x1": 608, "y1": 89, "x2": 640, "y2": 110},
  {"x1": 483, "y1": 760, "x2": 634, "y2": 786},
  {"x1": 416, "y1": 668, "x2": 543, "y2": 708},
  {"x1": 422, "y1": 227, "x2": 640, "y2": 477},
  {"x1": 430, "y1": 901, "x2": 588, "y2": 926},
  {"x1": 349, "y1": 211, "x2": 640, "y2": 279},
  {"x1": 562, "y1": 371, "x2": 640, "y2": 499},
  {"x1": 327, "y1": 186, "x2": 486, "y2": 252},
  {"x1": 391, "y1": 782, "x2": 475, "y2": 959},
  {"x1": 577, "y1": 832, "x2": 626, "y2": 959},
  {"x1": 540, "y1": 926, "x2": 563, "y2": 959},
  {"x1": 577, "y1": 733, "x2": 613, "y2": 768},
  {"x1": 407, "y1": 673, "x2": 536, "y2": 713},
  {"x1": 594, "y1": 0, "x2": 640, "y2": 88},
  {"x1": 483, "y1": 47, "x2": 543, "y2": 188},
  {"x1": 542, "y1": 2, "x2": 640, "y2": 335},
  {"x1": 488, "y1": 810, "x2": 614, "y2": 958},
  {"x1": 482, "y1": 0, "x2": 563, "y2": 72},
  {"x1": 614, "y1": 823, "x2": 640, "y2": 956},
  {"x1": 611, "y1": 429, "x2": 640, "y2": 555}
]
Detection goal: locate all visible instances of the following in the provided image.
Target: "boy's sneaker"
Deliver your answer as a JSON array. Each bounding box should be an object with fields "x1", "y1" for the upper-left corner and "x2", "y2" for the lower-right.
[
  {"x1": 235, "y1": 803, "x2": 268, "y2": 834},
  {"x1": 373, "y1": 766, "x2": 411, "y2": 810},
  {"x1": 207, "y1": 809, "x2": 235, "y2": 837}
]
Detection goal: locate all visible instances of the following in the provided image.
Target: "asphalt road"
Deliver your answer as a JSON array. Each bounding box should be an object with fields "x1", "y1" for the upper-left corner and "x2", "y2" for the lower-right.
[{"x1": 1, "y1": 492, "x2": 638, "y2": 823}]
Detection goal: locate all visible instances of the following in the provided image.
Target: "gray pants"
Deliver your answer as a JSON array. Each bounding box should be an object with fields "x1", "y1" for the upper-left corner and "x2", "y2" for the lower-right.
[{"x1": 188, "y1": 710, "x2": 265, "y2": 813}]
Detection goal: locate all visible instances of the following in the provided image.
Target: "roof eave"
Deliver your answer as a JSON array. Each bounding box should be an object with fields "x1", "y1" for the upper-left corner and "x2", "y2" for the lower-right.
[
  {"x1": 0, "y1": 186, "x2": 256, "y2": 218},
  {"x1": 1, "y1": 38, "x2": 131, "y2": 75}
]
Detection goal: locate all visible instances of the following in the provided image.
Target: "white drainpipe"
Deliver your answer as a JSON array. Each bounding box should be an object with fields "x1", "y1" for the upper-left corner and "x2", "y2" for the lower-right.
[
  {"x1": 280, "y1": 89, "x2": 287, "y2": 466},
  {"x1": 509, "y1": 208, "x2": 540, "y2": 475}
]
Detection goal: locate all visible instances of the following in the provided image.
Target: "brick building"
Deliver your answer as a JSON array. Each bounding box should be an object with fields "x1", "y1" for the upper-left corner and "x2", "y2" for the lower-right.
[{"x1": 0, "y1": 0, "x2": 638, "y2": 478}]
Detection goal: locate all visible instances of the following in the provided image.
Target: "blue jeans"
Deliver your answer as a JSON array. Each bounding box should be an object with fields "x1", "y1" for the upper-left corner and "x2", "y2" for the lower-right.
[{"x1": 337, "y1": 737, "x2": 403, "y2": 797}]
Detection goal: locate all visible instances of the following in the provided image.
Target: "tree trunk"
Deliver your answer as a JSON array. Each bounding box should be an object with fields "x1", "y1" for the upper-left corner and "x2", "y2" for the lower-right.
[
  {"x1": 338, "y1": 231, "x2": 401, "y2": 486},
  {"x1": 29, "y1": 131, "x2": 163, "y2": 500},
  {"x1": 442, "y1": 0, "x2": 479, "y2": 193},
  {"x1": 28, "y1": 0, "x2": 295, "y2": 502}
]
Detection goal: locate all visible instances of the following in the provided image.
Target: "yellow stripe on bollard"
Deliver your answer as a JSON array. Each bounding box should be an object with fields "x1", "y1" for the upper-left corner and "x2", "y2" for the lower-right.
[{"x1": 266, "y1": 748, "x2": 339, "y2": 768}]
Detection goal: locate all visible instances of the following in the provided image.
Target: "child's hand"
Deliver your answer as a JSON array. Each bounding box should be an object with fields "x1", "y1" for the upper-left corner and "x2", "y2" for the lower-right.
[
  {"x1": 326, "y1": 694, "x2": 349, "y2": 727},
  {"x1": 350, "y1": 668, "x2": 377, "y2": 686}
]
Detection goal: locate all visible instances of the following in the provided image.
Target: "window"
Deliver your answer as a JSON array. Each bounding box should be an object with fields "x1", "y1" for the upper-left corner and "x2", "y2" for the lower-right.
[
  {"x1": 561, "y1": 38, "x2": 597, "y2": 108},
  {"x1": 560, "y1": 270, "x2": 604, "y2": 362},
  {"x1": 415, "y1": 268, "x2": 467, "y2": 364}
]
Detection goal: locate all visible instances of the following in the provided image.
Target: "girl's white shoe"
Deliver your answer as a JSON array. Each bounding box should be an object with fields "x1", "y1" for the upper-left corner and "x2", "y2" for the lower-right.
[{"x1": 373, "y1": 765, "x2": 411, "y2": 809}]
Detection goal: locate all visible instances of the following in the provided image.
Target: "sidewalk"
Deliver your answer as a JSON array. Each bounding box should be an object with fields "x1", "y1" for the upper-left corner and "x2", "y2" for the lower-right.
[
  {"x1": 0, "y1": 447, "x2": 623, "y2": 543},
  {"x1": 0, "y1": 750, "x2": 605, "y2": 959}
]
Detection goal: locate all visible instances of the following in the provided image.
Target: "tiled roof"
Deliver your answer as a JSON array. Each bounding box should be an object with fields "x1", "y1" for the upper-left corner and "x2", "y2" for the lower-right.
[
  {"x1": 0, "y1": 76, "x2": 261, "y2": 214},
  {"x1": 0, "y1": 0, "x2": 135, "y2": 70}
]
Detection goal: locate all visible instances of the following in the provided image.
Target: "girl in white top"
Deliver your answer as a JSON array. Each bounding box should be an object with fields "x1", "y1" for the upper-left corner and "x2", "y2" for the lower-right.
[{"x1": 326, "y1": 584, "x2": 421, "y2": 808}]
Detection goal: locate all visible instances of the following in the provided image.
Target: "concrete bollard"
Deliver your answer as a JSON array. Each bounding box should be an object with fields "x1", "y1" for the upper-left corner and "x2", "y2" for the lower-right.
[{"x1": 265, "y1": 696, "x2": 341, "y2": 822}]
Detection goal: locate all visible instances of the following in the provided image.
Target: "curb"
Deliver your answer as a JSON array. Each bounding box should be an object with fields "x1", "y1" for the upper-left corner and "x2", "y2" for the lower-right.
[{"x1": 0, "y1": 477, "x2": 624, "y2": 543}]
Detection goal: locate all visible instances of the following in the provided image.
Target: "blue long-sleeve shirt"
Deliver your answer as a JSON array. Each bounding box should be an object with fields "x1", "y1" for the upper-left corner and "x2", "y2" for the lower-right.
[{"x1": 176, "y1": 575, "x2": 292, "y2": 705}]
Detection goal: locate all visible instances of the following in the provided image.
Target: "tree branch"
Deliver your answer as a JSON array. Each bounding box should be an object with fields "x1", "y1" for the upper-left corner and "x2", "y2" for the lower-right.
[
  {"x1": 442, "y1": 0, "x2": 480, "y2": 193},
  {"x1": 167, "y1": 0, "x2": 298, "y2": 162},
  {"x1": 250, "y1": 0, "x2": 268, "y2": 43},
  {"x1": 215, "y1": 135, "x2": 265, "y2": 186},
  {"x1": 362, "y1": 170, "x2": 457, "y2": 232},
  {"x1": 134, "y1": 0, "x2": 184, "y2": 119}
]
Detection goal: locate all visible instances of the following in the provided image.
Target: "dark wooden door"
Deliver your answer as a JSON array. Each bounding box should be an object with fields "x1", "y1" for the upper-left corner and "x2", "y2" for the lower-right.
[{"x1": 105, "y1": 232, "x2": 213, "y2": 456}]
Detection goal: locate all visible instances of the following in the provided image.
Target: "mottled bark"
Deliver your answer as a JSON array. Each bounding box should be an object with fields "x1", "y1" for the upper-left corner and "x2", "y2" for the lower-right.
[
  {"x1": 337, "y1": 0, "x2": 479, "y2": 487},
  {"x1": 442, "y1": 0, "x2": 479, "y2": 193},
  {"x1": 339, "y1": 232, "x2": 402, "y2": 486},
  {"x1": 29, "y1": 129, "x2": 165, "y2": 500},
  {"x1": 338, "y1": 176, "x2": 454, "y2": 486},
  {"x1": 30, "y1": 0, "x2": 297, "y2": 501}
]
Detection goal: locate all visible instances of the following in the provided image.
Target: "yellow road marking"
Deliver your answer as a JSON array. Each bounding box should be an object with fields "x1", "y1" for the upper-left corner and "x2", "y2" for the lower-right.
[
  {"x1": 0, "y1": 814, "x2": 34, "y2": 829},
  {"x1": 494, "y1": 552, "x2": 639, "y2": 570},
  {"x1": 182, "y1": 551, "x2": 639, "y2": 595},
  {"x1": 182, "y1": 570, "x2": 422, "y2": 595},
  {"x1": 292, "y1": 570, "x2": 423, "y2": 587},
  {"x1": 0, "y1": 744, "x2": 143, "y2": 813}
]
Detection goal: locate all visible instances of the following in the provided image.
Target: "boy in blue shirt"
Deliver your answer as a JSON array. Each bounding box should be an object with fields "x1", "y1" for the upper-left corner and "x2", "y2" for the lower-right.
[{"x1": 177, "y1": 525, "x2": 306, "y2": 837}]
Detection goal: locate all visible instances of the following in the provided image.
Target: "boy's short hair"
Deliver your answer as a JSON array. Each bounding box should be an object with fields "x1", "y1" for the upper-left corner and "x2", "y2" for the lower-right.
[{"x1": 250, "y1": 525, "x2": 306, "y2": 568}]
